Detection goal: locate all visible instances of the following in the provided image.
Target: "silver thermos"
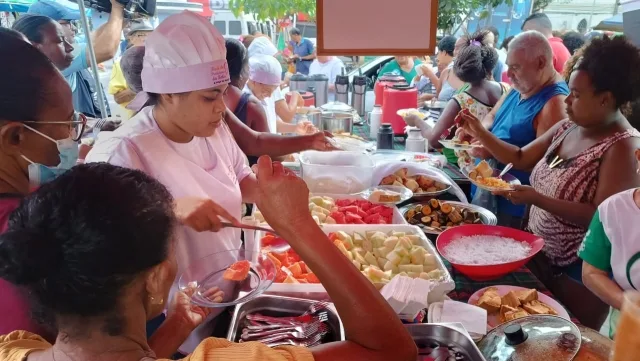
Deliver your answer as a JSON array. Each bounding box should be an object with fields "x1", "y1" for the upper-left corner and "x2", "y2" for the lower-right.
[
  {"x1": 335, "y1": 71, "x2": 350, "y2": 104},
  {"x1": 351, "y1": 74, "x2": 367, "y2": 117},
  {"x1": 289, "y1": 74, "x2": 308, "y2": 92},
  {"x1": 308, "y1": 74, "x2": 329, "y2": 107}
]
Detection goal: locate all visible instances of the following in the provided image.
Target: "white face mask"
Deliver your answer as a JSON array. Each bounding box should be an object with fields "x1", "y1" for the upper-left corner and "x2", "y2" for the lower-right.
[{"x1": 21, "y1": 124, "x2": 79, "y2": 188}]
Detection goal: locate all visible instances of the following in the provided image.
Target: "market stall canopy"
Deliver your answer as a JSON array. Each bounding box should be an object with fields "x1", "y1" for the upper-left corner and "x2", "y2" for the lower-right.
[{"x1": 593, "y1": 14, "x2": 623, "y2": 32}]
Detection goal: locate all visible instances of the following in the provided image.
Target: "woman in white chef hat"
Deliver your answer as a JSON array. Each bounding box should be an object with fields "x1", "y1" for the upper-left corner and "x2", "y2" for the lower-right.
[
  {"x1": 86, "y1": 11, "x2": 260, "y2": 353},
  {"x1": 247, "y1": 36, "x2": 302, "y2": 123},
  {"x1": 244, "y1": 54, "x2": 314, "y2": 134}
]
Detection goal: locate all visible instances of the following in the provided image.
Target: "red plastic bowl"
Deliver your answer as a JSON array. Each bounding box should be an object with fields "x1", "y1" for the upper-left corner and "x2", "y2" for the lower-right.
[{"x1": 436, "y1": 225, "x2": 545, "y2": 281}]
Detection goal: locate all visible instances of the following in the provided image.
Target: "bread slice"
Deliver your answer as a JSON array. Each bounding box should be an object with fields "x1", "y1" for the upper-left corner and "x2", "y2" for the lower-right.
[
  {"x1": 474, "y1": 160, "x2": 494, "y2": 179},
  {"x1": 477, "y1": 287, "x2": 502, "y2": 313},
  {"x1": 501, "y1": 291, "x2": 521, "y2": 308},
  {"x1": 516, "y1": 289, "x2": 538, "y2": 304},
  {"x1": 499, "y1": 305, "x2": 518, "y2": 323},
  {"x1": 504, "y1": 307, "x2": 529, "y2": 321},
  {"x1": 522, "y1": 300, "x2": 551, "y2": 315}
]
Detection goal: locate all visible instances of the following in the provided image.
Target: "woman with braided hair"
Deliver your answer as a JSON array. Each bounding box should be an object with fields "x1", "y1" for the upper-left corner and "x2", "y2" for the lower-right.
[{"x1": 404, "y1": 30, "x2": 508, "y2": 150}]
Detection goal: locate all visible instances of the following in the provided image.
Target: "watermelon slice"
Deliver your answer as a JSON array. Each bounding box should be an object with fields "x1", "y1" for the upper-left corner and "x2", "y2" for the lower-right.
[{"x1": 223, "y1": 260, "x2": 251, "y2": 281}]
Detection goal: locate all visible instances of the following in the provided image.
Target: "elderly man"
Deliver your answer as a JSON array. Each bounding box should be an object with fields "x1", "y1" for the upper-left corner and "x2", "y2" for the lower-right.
[
  {"x1": 308, "y1": 55, "x2": 346, "y2": 102},
  {"x1": 467, "y1": 31, "x2": 569, "y2": 228},
  {"x1": 289, "y1": 27, "x2": 315, "y2": 75},
  {"x1": 26, "y1": 0, "x2": 124, "y2": 118},
  {"x1": 522, "y1": 13, "x2": 571, "y2": 73}
]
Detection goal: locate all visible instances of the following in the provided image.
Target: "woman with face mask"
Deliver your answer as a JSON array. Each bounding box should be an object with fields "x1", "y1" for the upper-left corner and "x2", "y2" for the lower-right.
[{"x1": 0, "y1": 30, "x2": 83, "y2": 340}]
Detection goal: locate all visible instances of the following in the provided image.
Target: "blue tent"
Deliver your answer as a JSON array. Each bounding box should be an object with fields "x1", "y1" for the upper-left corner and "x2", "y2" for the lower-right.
[
  {"x1": 0, "y1": 0, "x2": 34, "y2": 12},
  {"x1": 594, "y1": 14, "x2": 624, "y2": 32}
]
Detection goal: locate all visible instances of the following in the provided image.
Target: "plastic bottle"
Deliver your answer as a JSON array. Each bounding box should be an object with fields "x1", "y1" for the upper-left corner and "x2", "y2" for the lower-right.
[{"x1": 370, "y1": 104, "x2": 383, "y2": 139}]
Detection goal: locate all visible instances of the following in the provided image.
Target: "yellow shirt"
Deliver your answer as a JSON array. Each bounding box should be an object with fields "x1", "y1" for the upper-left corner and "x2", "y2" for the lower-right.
[
  {"x1": 0, "y1": 331, "x2": 314, "y2": 361},
  {"x1": 108, "y1": 60, "x2": 135, "y2": 119}
]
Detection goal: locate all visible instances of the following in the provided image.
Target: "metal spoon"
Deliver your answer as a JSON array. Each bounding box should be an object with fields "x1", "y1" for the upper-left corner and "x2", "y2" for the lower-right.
[{"x1": 498, "y1": 163, "x2": 513, "y2": 179}]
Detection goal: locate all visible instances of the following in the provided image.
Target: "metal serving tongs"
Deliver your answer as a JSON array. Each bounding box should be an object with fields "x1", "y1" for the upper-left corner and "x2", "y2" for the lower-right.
[{"x1": 221, "y1": 222, "x2": 291, "y2": 253}]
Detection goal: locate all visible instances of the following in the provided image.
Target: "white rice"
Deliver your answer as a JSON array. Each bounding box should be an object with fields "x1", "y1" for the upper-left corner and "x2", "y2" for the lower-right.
[{"x1": 442, "y1": 235, "x2": 531, "y2": 265}]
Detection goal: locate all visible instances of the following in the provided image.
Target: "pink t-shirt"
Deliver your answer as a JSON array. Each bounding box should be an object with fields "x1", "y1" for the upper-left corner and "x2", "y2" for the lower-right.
[
  {"x1": 548, "y1": 37, "x2": 571, "y2": 74},
  {"x1": 0, "y1": 196, "x2": 50, "y2": 339},
  {"x1": 85, "y1": 106, "x2": 252, "y2": 352}
]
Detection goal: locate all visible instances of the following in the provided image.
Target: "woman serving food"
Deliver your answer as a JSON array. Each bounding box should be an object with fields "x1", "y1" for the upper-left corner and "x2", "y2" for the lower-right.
[
  {"x1": 458, "y1": 36, "x2": 640, "y2": 328},
  {"x1": 85, "y1": 11, "x2": 259, "y2": 352}
]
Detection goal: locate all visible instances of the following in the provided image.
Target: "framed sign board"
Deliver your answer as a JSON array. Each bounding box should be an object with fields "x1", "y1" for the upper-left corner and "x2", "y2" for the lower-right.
[{"x1": 316, "y1": 0, "x2": 439, "y2": 55}]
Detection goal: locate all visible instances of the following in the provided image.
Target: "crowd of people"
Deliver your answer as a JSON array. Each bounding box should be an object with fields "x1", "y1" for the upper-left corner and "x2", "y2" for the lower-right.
[{"x1": 0, "y1": 0, "x2": 640, "y2": 359}]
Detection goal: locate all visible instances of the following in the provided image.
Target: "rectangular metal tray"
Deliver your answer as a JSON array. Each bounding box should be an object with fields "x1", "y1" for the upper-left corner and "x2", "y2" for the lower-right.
[
  {"x1": 256, "y1": 224, "x2": 455, "y2": 302},
  {"x1": 405, "y1": 323, "x2": 486, "y2": 361},
  {"x1": 227, "y1": 293, "x2": 345, "y2": 344}
]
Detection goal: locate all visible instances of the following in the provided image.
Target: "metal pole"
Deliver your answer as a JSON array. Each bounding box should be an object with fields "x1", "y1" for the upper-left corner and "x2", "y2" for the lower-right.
[{"x1": 76, "y1": 1, "x2": 109, "y2": 119}]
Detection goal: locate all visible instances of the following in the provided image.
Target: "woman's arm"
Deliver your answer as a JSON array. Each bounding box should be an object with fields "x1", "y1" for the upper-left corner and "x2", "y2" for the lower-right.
[
  {"x1": 275, "y1": 93, "x2": 299, "y2": 123},
  {"x1": 240, "y1": 174, "x2": 259, "y2": 204},
  {"x1": 435, "y1": 68, "x2": 448, "y2": 98},
  {"x1": 254, "y1": 157, "x2": 416, "y2": 361},
  {"x1": 224, "y1": 110, "x2": 331, "y2": 157},
  {"x1": 421, "y1": 99, "x2": 460, "y2": 144},
  {"x1": 593, "y1": 138, "x2": 640, "y2": 206},
  {"x1": 461, "y1": 111, "x2": 563, "y2": 171},
  {"x1": 583, "y1": 262, "x2": 624, "y2": 310}
]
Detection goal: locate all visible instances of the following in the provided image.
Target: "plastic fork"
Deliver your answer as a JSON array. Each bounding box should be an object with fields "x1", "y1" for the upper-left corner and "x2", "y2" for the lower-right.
[
  {"x1": 241, "y1": 321, "x2": 322, "y2": 340},
  {"x1": 244, "y1": 312, "x2": 329, "y2": 331},
  {"x1": 263, "y1": 333, "x2": 323, "y2": 348}
]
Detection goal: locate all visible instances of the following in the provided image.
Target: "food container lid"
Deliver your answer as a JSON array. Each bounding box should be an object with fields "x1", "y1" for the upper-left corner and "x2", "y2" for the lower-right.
[
  {"x1": 291, "y1": 74, "x2": 308, "y2": 80},
  {"x1": 378, "y1": 73, "x2": 405, "y2": 82},
  {"x1": 309, "y1": 74, "x2": 329, "y2": 81},
  {"x1": 320, "y1": 101, "x2": 353, "y2": 112},
  {"x1": 477, "y1": 315, "x2": 581, "y2": 361}
]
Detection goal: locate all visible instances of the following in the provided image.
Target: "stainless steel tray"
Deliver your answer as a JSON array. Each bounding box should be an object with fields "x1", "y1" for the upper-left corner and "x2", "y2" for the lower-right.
[
  {"x1": 405, "y1": 323, "x2": 486, "y2": 361},
  {"x1": 399, "y1": 201, "x2": 497, "y2": 235},
  {"x1": 227, "y1": 293, "x2": 345, "y2": 344}
]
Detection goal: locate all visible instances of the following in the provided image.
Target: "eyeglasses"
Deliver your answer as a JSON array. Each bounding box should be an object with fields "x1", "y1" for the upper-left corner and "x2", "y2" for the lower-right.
[{"x1": 23, "y1": 112, "x2": 87, "y2": 142}]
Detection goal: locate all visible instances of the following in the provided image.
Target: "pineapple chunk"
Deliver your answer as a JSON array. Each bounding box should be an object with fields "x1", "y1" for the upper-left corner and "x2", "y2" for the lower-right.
[
  {"x1": 386, "y1": 250, "x2": 403, "y2": 265},
  {"x1": 423, "y1": 254, "x2": 438, "y2": 271},
  {"x1": 365, "y1": 266, "x2": 387, "y2": 280},
  {"x1": 394, "y1": 245, "x2": 409, "y2": 258},
  {"x1": 321, "y1": 199, "x2": 334, "y2": 210},
  {"x1": 383, "y1": 236, "x2": 399, "y2": 250},
  {"x1": 335, "y1": 231, "x2": 352, "y2": 243},
  {"x1": 398, "y1": 237, "x2": 413, "y2": 250},
  {"x1": 365, "y1": 231, "x2": 378, "y2": 238},
  {"x1": 399, "y1": 256, "x2": 411, "y2": 265},
  {"x1": 353, "y1": 232, "x2": 365, "y2": 246},
  {"x1": 311, "y1": 211, "x2": 327, "y2": 222},
  {"x1": 312, "y1": 215, "x2": 320, "y2": 225},
  {"x1": 392, "y1": 232, "x2": 406, "y2": 237},
  {"x1": 383, "y1": 260, "x2": 395, "y2": 271},
  {"x1": 309, "y1": 196, "x2": 324, "y2": 206},
  {"x1": 398, "y1": 272, "x2": 409, "y2": 277},
  {"x1": 333, "y1": 240, "x2": 351, "y2": 259},
  {"x1": 377, "y1": 257, "x2": 387, "y2": 269},
  {"x1": 311, "y1": 205, "x2": 325, "y2": 214},
  {"x1": 410, "y1": 247, "x2": 426, "y2": 265},
  {"x1": 383, "y1": 270, "x2": 393, "y2": 279},
  {"x1": 342, "y1": 238, "x2": 354, "y2": 251},
  {"x1": 406, "y1": 235, "x2": 421, "y2": 245},
  {"x1": 354, "y1": 252, "x2": 367, "y2": 266},
  {"x1": 377, "y1": 246, "x2": 391, "y2": 258},
  {"x1": 352, "y1": 260, "x2": 361, "y2": 270},
  {"x1": 364, "y1": 252, "x2": 378, "y2": 266},
  {"x1": 353, "y1": 247, "x2": 366, "y2": 257},
  {"x1": 407, "y1": 272, "x2": 421, "y2": 278},
  {"x1": 399, "y1": 264, "x2": 424, "y2": 273},
  {"x1": 362, "y1": 238, "x2": 373, "y2": 253},
  {"x1": 324, "y1": 216, "x2": 336, "y2": 224},
  {"x1": 373, "y1": 248, "x2": 382, "y2": 258}
]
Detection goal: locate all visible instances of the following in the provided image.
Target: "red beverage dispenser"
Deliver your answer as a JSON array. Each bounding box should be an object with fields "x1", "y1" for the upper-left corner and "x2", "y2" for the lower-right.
[
  {"x1": 374, "y1": 74, "x2": 406, "y2": 106},
  {"x1": 382, "y1": 84, "x2": 418, "y2": 135},
  {"x1": 287, "y1": 91, "x2": 315, "y2": 107}
]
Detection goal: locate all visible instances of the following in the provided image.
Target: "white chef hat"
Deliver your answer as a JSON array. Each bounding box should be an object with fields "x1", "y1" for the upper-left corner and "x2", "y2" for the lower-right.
[
  {"x1": 248, "y1": 54, "x2": 281, "y2": 86},
  {"x1": 141, "y1": 11, "x2": 229, "y2": 94},
  {"x1": 247, "y1": 36, "x2": 278, "y2": 58}
]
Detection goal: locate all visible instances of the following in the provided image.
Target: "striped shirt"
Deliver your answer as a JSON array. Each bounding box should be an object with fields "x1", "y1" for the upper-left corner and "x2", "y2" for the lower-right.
[{"x1": 529, "y1": 120, "x2": 640, "y2": 267}]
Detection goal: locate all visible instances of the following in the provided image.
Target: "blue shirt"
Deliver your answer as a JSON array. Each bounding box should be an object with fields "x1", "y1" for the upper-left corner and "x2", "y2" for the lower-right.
[
  {"x1": 291, "y1": 38, "x2": 314, "y2": 75},
  {"x1": 62, "y1": 44, "x2": 110, "y2": 118},
  {"x1": 473, "y1": 81, "x2": 569, "y2": 217}
]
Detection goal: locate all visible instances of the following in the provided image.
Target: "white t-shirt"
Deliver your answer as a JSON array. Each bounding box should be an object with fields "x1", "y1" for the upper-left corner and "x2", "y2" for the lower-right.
[
  {"x1": 308, "y1": 57, "x2": 346, "y2": 102},
  {"x1": 85, "y1": 106, "x2": 252, "y2": 352},
  {"x1": 243, "y1": 85, "x2": 278, "y2": 133}
]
